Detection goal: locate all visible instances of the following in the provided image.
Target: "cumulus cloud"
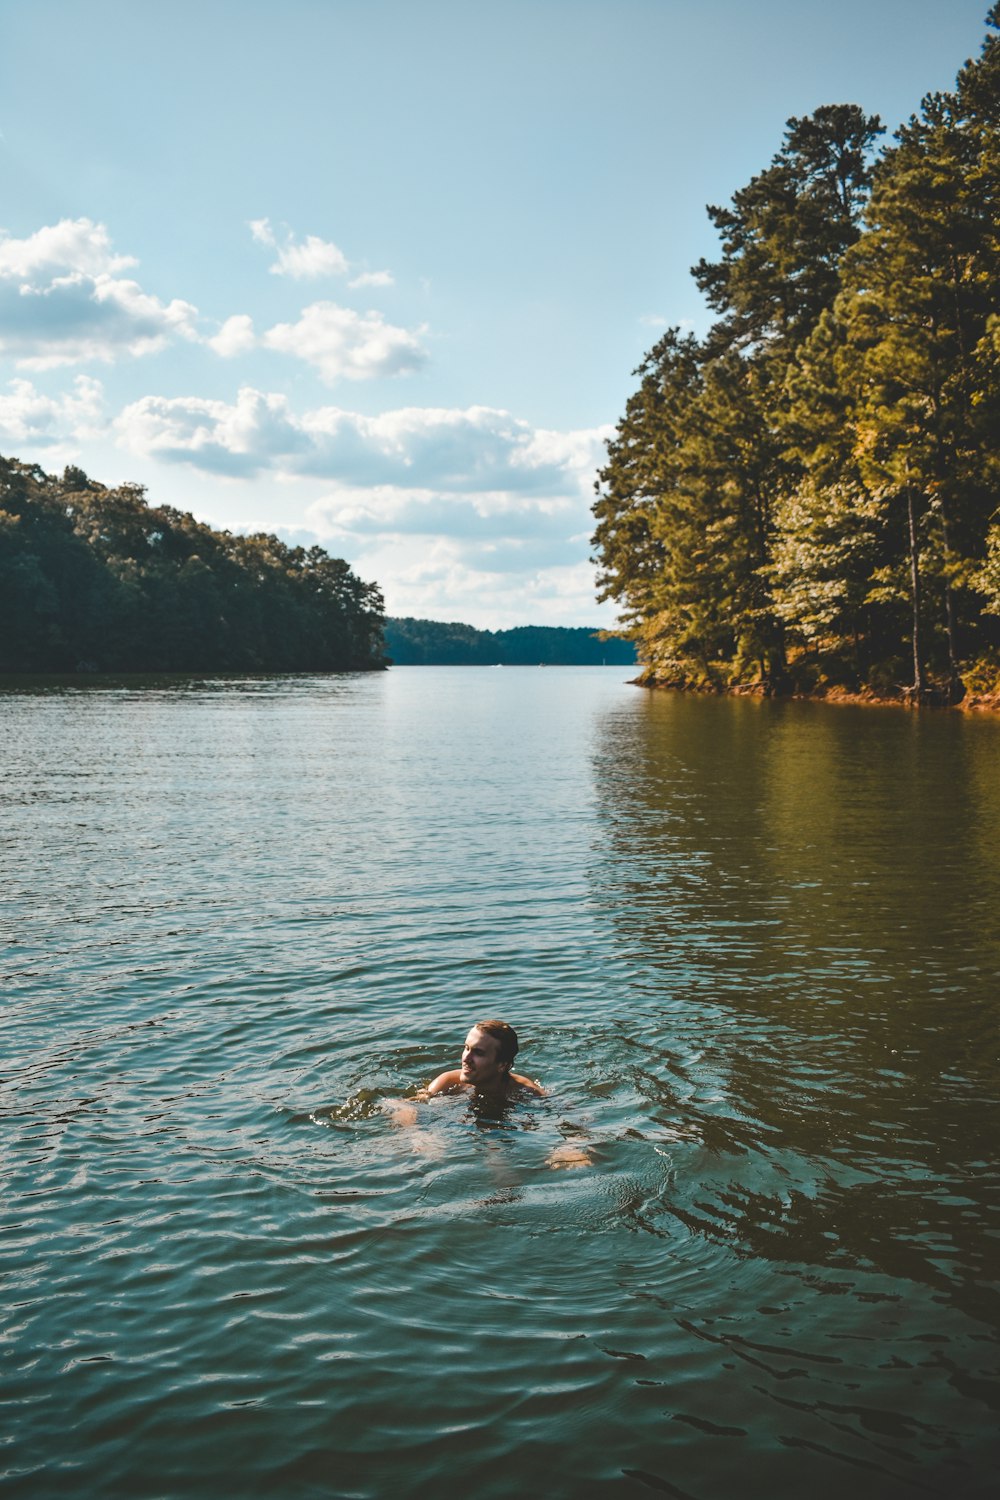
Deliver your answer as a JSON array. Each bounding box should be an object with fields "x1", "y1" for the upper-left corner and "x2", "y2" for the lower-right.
[
  {"x1": 271, "y1": 236, "x2": 349, "y2": 279},
  {"x1": 330, "y1": 533, "x2": 614, "y2": 630},
  {"x1": 0, "y1": 219, "x2": 199, "y2": 367},
  {"x1": 208, "y1": 300, "x2": 417, "y2": 374},
  {"x1": 249, "y1": 217, "x2": 349, "y2": 279},
  {"x1": 209, "y1": 313, "x2": 256, "y2": 357},
  {"x1": 0, "y1": 375, "x2": 104, "y2": 445},
  {"x1": 115, "y1": 386, "x2": 609, "y2": 496},
  {"x1": 295, "y1": 405, "x2": 606, "y2": 495},
  {"x1": 249, "y1": 219, "x2": 395, "y2": 294},
  {"x1": 305, "y1": 485, "x2": 578, "y2": 544},
  {"x1": 115, "y1": 387, "x2": 311, "y2": 477},
  {"x1": 113, "y1": 383, "x2": 614, "y2": 622},
  {"x1": 0, "y1": 220, "x2": 135, "y2": 280},
  {"x1": 262, "y1": 302, "x2": 427, "y2": 382}
]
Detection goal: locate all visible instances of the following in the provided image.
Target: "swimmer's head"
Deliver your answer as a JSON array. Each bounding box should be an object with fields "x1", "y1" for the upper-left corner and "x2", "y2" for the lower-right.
[{"x1": 473, "y1": 1018, "x2": 519, "y2": 1070}]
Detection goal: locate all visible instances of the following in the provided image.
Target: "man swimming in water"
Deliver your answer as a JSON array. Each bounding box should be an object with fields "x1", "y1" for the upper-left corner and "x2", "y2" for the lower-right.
[
  {"x1": 425, "y1": 1019, "x2": 544, "y2": 1102},
  {"x1": 385, "y1": 1019, "x2": 588, "y2": 1166}
]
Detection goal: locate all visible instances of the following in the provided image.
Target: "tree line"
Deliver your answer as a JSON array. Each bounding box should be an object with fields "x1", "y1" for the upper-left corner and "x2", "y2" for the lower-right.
[
  {"x1": 0, "y1": 455, "x2": 386, "y2": 673},
  {"x1": 384, "y1": 617, "x2": 637, "y2": 666},
  {"x1": 592, "y1": 7, "x2": 1000, "y2": 703}
]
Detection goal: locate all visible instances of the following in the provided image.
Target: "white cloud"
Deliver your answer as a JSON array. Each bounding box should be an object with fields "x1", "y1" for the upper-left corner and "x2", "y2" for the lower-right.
[
  {"x1": 114, "y1": 386, "x2": 610, "y2": 497},
  {"x1": 209, "y1": 313, "x2": 256, "y2": 357},
  {"x1": 262, "y1": 302, "x2": 427, "y2": 382},
  {"x1": 0, "y1": 219, "x2": 135, "y2": 280},
  {"x1": 114, "y1": 387, "x2": 310, "y2": 476},
  {"x1": 249, "y1": 218, "x2": 275, "y2": 246},
  {"x1": 349, "y1": 270, "x2": 394, "y2": 289},
  {"x1": 305, "y1": 484, "x2": 578, "y2": 543},
  {"x1": 0, "y1": 216, "x2": 618, "y2": 628},
  {"x1": 0, "y1": 218, "x2": 199, "y2": 367},
  {"x1": 113, "y1": 383, "x2": 614, "y2": 623},
  {"x1": 249, "y1": 217, "x2": 349, "y2": 278},
  {"x1": 249, "y1": 219, "x2": 397, "y2": 293},
  {"x1": 332, "y1": 533, "x2": 616, "y2": 630},
  {"x1": 272, "y1": 235, "x2": 349, "y2": 279},
  {"x1": 0, "y1": 375, "x2": 104, "y2": 445},
  {"x1": 297, "y1": 405, "x2": 608, "y2": 495}
]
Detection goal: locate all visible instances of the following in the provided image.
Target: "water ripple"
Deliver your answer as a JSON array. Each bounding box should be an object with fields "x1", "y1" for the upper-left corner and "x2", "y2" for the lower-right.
[{"x1": 1, "y1": 672, "x2": 998, "y2": 1497}]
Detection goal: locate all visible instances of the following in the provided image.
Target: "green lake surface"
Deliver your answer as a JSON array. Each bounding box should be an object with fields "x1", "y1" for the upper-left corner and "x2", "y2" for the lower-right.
[{"x1": 2, "y1": 666, "x2": 999, "y2": 1498}]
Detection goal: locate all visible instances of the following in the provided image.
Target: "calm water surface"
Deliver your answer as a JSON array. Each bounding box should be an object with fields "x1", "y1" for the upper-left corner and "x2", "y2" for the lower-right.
[{"x1": 2, "y1": 667, "x2": 999, "y2": 1499}]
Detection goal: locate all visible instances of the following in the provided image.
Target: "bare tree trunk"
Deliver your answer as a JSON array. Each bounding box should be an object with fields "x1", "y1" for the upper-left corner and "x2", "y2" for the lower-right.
[
  {"x1": 940, "y1": 510, "x2": 963, "y2": 702},
  {"x1": 907, "y1": 489, "x2": 925, "y2": 698}
]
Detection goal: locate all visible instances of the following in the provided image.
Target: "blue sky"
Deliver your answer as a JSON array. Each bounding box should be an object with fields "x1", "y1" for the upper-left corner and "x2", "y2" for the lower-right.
[{"x1": 0, "y1": 0, "x2": 991, "y2": 627}]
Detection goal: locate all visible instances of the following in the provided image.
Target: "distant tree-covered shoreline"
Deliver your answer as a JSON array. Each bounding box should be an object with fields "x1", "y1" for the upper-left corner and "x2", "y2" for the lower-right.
[
  {"x1": 593, "y1": 8, "x2": 1000, "y2": 706},
  {"x1": 384, "y1": 617, "x2": 637, "y2": 666},
  {"x1": 0, "y1": 455, "x2": 386, "y2": 673}
]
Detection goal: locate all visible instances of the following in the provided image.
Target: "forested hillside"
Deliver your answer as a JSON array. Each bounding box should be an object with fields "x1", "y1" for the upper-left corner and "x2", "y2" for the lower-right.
[
  {"x1": 384, "y1": 617, "x2": 637, "y2": 665},
  {"x1": 593, "y1": 7, "x2": 1000, "y2": 704},
  {"x1": 0, "y1": 455, "x2": 386, "y2": 673}
]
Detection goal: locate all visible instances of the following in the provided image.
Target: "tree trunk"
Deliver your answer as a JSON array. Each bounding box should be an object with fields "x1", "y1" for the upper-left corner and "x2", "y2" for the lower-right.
[
  {"x1": 767, "y1": 619, "x2": 788, "y2": 693},
  {"x1": 940, "y1": 509, "x2": 963, "y2": 702},
  {"x1": 907, "y1": 489, "x2": 925, "y2": 697}
]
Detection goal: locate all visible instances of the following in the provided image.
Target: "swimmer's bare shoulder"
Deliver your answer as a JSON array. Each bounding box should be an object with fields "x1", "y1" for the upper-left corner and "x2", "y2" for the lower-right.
[{"x1": 423, "y1": 1070, "x2": 545, "y2": 1097}]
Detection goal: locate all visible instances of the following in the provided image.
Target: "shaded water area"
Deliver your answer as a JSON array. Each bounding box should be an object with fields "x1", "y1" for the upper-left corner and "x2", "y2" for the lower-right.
[{"x1": 2, "y1": 666, "x2": 999, "y2": 1499}]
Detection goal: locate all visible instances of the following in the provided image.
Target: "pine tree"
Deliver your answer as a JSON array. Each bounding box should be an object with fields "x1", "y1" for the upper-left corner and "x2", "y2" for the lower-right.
[
  {"x1": 827, "y1": 23, "x2": 1000, "y2": 697},
  {"x1": 594, "y1": 107, "x2": 880, "y2": 688},
  {"x1": 694, "y1": 105, "x2": 883, "y2": 363}
]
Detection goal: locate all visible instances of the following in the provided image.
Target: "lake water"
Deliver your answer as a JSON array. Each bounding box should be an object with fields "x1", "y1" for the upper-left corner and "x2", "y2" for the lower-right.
[{"x1": 2, "y1": 667, "x2": 999, "y2": 1499}]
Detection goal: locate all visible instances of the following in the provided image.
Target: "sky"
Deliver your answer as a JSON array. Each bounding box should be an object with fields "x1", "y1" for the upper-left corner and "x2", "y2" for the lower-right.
[{"x1": 0, "y1": 0, "x2": 992, "y2": 628}]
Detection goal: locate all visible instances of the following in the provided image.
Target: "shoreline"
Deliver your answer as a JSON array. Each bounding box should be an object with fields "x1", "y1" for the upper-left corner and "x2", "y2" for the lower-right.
[{"x1": 631, "y1": 676, "x2": 1000, "y2": 715}]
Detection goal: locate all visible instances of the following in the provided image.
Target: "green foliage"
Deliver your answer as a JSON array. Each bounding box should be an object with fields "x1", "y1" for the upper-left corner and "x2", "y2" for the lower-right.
[
  {"x1": 383, "y1": 617, "x2": 636, "y2": 666},
  {"x1": 593, "y1": 18, "x2": 1000, "y2": 701},
  {"x1": 596, "y1": 105, "x2": 881, "y2": 689},
  {"x1": 973, "y1": 520, "x2": 1000, "y2": 617},
  {"x1": 694, "y1": 104, "x2": 883, "y2": 360},
  {"x1": 0, "y1": 454, "x2": 386, "y2": 673}
]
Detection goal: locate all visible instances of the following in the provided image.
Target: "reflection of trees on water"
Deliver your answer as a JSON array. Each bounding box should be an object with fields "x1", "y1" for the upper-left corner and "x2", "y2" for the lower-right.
[
  {"x1": 588, "y1": 692, "x2": 1000, "y2": 1318},
  {"x1": 592, "y1": 693, "x2": 1000, "y2": 1017}
]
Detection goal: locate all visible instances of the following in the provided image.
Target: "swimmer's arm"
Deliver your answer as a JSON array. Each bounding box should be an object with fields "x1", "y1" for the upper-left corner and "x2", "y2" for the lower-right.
[
  {"x1": 383, "y1": 1084, "x2": 437, "y2": 1126},
  {"x1": 383, "y1": 1072, "x2": 460, "y2": 1127},
  {"x1": 425, "y1": 1070, "x2": 463, "y2": 1095},
  {"x1": 383, "y1": 1097, "x2": 419, "y2": 1126},
  {"x1": 385, "y1": 1070, "x2": 545, "y2": 1124}
]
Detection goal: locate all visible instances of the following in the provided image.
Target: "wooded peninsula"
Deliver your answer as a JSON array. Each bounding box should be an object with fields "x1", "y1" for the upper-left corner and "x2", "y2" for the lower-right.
[
  {"x1": 592, "y1": 7, "x2": 1000, "y2": 708},
  {"x1": 0, "y1": 455, "x2": 387, "y2": 673}
]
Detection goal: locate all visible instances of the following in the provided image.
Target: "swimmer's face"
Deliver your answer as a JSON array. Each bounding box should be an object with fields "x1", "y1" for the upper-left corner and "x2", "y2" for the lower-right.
[{"x1": 460, "y1": 1027, "x2": 508, "y2": 1089}]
